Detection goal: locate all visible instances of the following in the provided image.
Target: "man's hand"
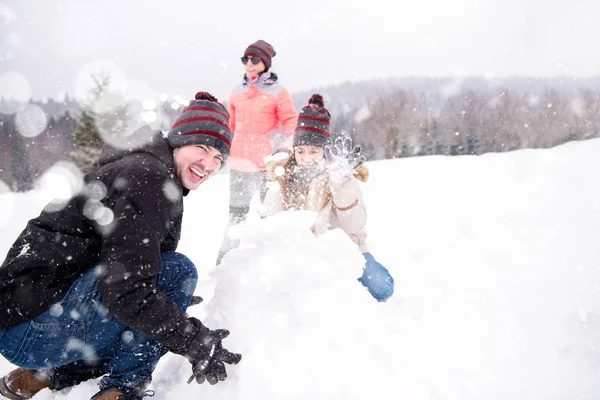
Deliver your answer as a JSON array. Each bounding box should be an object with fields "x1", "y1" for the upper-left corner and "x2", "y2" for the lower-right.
[{"x1": 185, "y1": 320, "x2": 242, "y2": 385}]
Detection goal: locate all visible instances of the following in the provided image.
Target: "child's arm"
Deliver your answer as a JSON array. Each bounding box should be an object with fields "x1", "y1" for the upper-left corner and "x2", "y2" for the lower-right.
[{"x1": 331, "y1": 177, "x2": 369, "y2": 253}]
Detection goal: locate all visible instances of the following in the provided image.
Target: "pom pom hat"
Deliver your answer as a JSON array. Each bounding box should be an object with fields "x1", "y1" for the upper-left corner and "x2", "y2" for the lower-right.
[
  {"x1": 168, "y1": 91, "x2": 232, "y2": 163},
  {"x1": 292, "y1": 94, "x2": 331, "y2": 148},
  {"x1": 244, "y1": 40, "x2": 276, "y2": 70}
]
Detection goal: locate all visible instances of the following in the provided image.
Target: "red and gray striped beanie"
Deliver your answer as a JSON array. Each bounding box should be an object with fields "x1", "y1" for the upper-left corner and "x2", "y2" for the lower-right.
[
  {"x1": 168, "y1": 92, "x2": 232, "y2": 163},
  {"x1": 293, "y1": 94, "x2": 331, "y2": 149},
  {"x1": 244, "y1": 40, "x2": 276, "y2": 70}
]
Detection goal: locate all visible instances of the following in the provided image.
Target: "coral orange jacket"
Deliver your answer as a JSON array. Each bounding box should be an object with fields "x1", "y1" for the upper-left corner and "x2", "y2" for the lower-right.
[{"x1": 227, "y1": 72, "x2": 298, "y2": 172}]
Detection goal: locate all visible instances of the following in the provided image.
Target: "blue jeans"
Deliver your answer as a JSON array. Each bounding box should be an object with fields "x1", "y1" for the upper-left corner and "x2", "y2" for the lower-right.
[
  {"x1": 0, "y1": 252, "x2": 197, "y2": 392},
  {"x1": 359, "y1": 253, "x2": 394, "y2": 302}
]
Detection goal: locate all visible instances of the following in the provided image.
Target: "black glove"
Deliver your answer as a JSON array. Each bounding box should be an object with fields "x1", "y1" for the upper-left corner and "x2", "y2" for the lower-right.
[
  {"x1": 324, "y1": 136, "x2": 366, "y2": 169},
  {"x1": 184, "y1": 320, "x2": 242, "y2": 385}
]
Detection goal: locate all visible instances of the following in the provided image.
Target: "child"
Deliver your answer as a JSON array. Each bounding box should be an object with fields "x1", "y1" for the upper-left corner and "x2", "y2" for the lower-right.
[{"x1": 263, "y1": 94, "x2": 394, "y2": 302}]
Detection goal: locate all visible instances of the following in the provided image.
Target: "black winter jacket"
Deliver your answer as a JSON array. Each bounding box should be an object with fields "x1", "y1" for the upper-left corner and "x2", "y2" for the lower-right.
[{"x1": 0, "y1": 131, "x2": 203, "y2": 356}]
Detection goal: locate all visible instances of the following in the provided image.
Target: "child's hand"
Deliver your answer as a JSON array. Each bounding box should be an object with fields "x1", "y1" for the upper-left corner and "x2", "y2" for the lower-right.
[
  {"x1": 326, "y1": 159, "x2": 354, "y2": 185},
  {"x1": 263, "y1": 148, "x2": 291, "y2": 164},
  {"x1": 325, "y1": 136, "x2": 366, "y2": 170},
  {"x1": 325, "y1": 137, "x2": 365, "y2": 185}
]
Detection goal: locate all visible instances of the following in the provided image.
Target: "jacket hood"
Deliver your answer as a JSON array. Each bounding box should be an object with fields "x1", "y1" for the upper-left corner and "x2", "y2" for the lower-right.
[
  {"x1": 243, "y1": 71, "x2": 279, "y2": 86},
  {"x1": 99, "y1": 126, "x2": 175, "y2": 173}
]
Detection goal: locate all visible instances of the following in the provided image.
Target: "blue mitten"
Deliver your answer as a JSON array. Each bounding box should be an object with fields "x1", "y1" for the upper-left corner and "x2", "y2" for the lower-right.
[
  {"x1": 358, "y1": 253, "x2": 394, "y2": 302},
  {"x1": 363, "y1": 252, "x2": 376, "y2": 264}
]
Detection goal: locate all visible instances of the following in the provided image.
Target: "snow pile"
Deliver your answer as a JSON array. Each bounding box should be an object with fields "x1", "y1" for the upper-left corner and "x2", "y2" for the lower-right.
[
  {"x1": 205, "y1": 212, "x2": 392, "y2": 399},
  {"x1": 1, "y1": 138, "x2": 600, "y2": 399}
]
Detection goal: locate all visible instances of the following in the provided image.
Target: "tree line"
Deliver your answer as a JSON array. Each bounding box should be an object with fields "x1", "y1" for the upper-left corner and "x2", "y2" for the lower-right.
[
  {"x1": 2, "y1": 76, "x2": 599, "y2": 191},
  {"x1": 319, "y1": 77, "x2": 600, "y2": 159}
]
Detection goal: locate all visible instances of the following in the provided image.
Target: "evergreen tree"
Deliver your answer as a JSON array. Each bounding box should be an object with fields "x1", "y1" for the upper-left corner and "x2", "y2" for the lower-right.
[
  {"x1": 69, "y1": 72, "x2": 131, "y2": 174},
  {"x1": 70, "y1": 109, "x2": 103, "y2": 174}
]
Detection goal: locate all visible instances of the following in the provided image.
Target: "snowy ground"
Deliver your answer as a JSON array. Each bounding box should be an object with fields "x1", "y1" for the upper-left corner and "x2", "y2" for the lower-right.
[{"x1": 1, "y1": 139, "x2": 600, "y2": 399}]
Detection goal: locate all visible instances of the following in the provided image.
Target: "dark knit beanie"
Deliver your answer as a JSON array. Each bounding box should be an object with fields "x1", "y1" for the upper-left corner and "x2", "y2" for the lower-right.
[
  {"x1": 293, "y1": 94, "x2": 331, "y2": 148},
  {"x1": 168, "y1": 91, "x2": 232, "y2": 163},
  {"x1": 244, "y1": 40, "x2": 276, "y2": 70}
]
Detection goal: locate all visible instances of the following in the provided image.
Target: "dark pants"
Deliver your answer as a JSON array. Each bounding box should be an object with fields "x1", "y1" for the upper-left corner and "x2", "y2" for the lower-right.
[{"x1": 0, "y1": 252, "x2": 197, "y2": 392}]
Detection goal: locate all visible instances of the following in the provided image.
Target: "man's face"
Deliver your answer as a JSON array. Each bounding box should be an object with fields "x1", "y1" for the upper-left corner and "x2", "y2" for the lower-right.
[{"x1": 173, "y1": 144, "x2": 223, "y2": 190}]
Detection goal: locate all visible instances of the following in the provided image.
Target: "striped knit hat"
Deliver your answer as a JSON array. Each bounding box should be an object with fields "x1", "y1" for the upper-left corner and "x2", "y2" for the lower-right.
[
  {"x1": 244, "y1": 40, "x2": 276, "y2": 70},
  {"x1": 168, "y1": 92, "x2": 232, "y2": 163},
  {"x1": 293, "y1": 94, "x2": 331, "y2": 148}
]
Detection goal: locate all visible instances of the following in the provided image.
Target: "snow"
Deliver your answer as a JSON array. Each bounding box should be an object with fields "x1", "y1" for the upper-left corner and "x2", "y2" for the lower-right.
[{"x1": 1, "y1": 139, "x2": 600, "y2": 399}]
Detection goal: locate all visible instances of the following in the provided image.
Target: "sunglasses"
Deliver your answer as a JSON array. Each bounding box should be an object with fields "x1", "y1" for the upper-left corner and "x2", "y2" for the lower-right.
[{"x1": 241, "y1": 56, "x2": 261, "y2": 65}]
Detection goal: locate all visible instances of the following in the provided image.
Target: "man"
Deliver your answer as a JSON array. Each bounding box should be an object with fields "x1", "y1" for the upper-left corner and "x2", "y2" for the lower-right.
[{"x1": 0, "y1": 92, "x2": 241, "y2": 400}]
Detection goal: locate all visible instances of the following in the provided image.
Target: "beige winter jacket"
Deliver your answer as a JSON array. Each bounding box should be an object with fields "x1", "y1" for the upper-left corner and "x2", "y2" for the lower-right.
[{"x1": 263, "y1": 156, "x2": 370, "y2": 253}]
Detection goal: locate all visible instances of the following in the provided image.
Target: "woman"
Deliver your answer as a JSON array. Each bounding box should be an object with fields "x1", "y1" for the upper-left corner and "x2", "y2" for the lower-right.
[
  {"x1": 218, "y1": 40, "x2": 298, "y2": 264},
  {"x1": 263, "y1": 94, "x2": 394, "y2": 302}
]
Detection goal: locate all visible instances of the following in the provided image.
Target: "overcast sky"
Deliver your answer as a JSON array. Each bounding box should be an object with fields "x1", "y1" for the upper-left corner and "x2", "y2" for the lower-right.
[{"x1": 0, "y1": 0, "x2": 597, "y2": 103}]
